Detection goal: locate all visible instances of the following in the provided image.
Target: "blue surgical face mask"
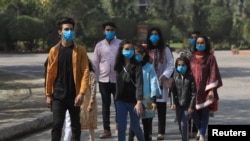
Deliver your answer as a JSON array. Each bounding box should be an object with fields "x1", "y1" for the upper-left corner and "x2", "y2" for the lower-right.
[
  {"x1": 189, "y1": 38, "x2": 195, "y2": 46},
  {"x1": 196, "y1": 45, "x2": 206, "y2": 51},
  {"x1": 177, "y1": 66, "x2": 187, "y2": 73},
  {"x1": 122, "y1": 50, "x2": 134, "y2": 59},
  {"x1": 135, "y1": 54, "x2": 142, "y2": 62},
  {"x1": 105, "y1": 31, "x2": 115, "y2": 40},
  {"x1": 63, "y1": 30, "x2": 74, "y2": 42},
  {"x1": 149, "y1": 35, "x2": 159, "y2": 43}
]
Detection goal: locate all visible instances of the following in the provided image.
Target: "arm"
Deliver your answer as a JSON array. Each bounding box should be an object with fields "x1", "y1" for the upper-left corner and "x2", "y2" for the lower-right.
[
  {"x1": 79, "y1": 47, "x2": 90, "y2": 94},
  {"x1": 150, "y1": 65, "x2": 162, "y2": 98},
  {"x1": 161, "y1": 47, "x2": 175, "y2": 79},
  {"x1": 87, "y1": 72, "x2": 97, "y2": 111},
  {"x1": 170, "y1": 77, "x2": 177, "y2": 110},
  {"x1": 189, "y1": 75, "x2": 196, "y2": 110},
  {"x1": 91, "y1": 43, "x2": 100, "y2": 76},
  {"x1": 134, "y1": 64, "x2": 144, "y2": 115},
  {"x1": 75, "y1": 47, "x2": 90, "y2": 107}
]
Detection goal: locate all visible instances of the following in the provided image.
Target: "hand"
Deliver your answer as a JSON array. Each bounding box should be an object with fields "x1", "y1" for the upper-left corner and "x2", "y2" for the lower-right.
[
  {"x1": 87, "y1": 104, "x2": 92, "y2": 112},
  {"x1": 134, "y1": 101, "x2": 143, "y2": 116},
  {"x1": 46, "y1": 96, "x2": 52, "y2": 110},
  {"x1": 74, "y1": 94, "x2": 84, "y2": 107},
  {"x1": 87, "y1": 101, "x2": 94, "y2": 112},
  {"x1": 170, "y1": 104, "x2": 176, "y2": 110},
  {"x1": 151, "y1": 103, "x2": 157, "y2": 111},
  {"x1": 188, "y1": 108, "x2": 193, "y2": 114},
  {"x1": 207, "y1": 90, "x2": 214, "y2": 99}
]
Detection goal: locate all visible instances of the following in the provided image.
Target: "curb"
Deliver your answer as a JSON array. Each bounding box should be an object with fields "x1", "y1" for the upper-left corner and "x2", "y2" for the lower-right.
[{"x1": 0, "y1": 111, "x2": 52, "y2": 141}]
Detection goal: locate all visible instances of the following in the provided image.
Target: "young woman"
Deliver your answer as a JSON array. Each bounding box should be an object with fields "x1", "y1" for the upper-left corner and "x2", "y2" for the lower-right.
[
  {"x1": 146, "y1": 27, "x2": 175, "y2": 140},
  {"x1": 114, "y1": 40, "x2": 145, "y2": 141},
  {"x1": 190, "y1": 35, "x2": 222, "y2": 141},
  {"x1": 128, "y1": 43, "x2": 162, "y2": 141},
  {"x1": 170, "y1": 56, "x2": 196, "y2": 141}
]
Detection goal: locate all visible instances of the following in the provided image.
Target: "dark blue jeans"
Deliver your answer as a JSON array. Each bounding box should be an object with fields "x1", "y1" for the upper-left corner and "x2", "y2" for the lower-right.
[
  {"x1": 176, "y1": 107, "x2": 189, "y2": 141},
  {"x1": 116, "y1": 100, "x2": 145, "y2": 141},
  {"x1": 51, "y1": 98, "x2": 81, "y2": 141},
  {"x1": 191, "y1": 107, "x2": 210, "y2": 137},
  {"x1": 99, "y1": 82, "x2": 117, "y2": 131}
]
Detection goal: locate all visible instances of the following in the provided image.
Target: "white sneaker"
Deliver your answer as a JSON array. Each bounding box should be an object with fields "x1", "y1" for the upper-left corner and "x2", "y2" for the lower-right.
[
  {"x1": 199, "y1": 135, "x2": 205, "y2": 141},
  {"x1": 196, "y1": 130, "x2": 200, "y2": 140}
]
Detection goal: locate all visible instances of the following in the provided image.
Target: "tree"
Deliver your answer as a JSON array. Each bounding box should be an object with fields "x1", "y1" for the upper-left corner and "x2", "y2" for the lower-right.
[
  {"x1": 200, "y1": 6, "x2": 233, "y2": 43},
  {"x1": 8, "y1": 15, "x2": 45, "y2": 51}
]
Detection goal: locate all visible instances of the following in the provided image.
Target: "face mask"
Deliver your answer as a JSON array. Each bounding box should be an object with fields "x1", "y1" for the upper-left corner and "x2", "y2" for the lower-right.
[
  {"x1": 189, "y1": 38, "x2": 195, "y2": 46},
  {"x1": 196, "y1": 45, "x2": 206, "y2": 51},
  {"x1": 135, "y1": 54, "x2": 142, "y2": 62},
  {"x1": 63, "y1": 30, "x2": 74, "y2": 42},
  {"x1": 177, "y1": 66, "x2": 187, "y2": 73},
  {"x1": 105, "y1": 31, "x2": 115, "y2": 40},
  {"x1": 149, "y1": 35, "x2": 159, "y2": 43},
  {"x1": 122, "y1": 50, "x2": 134, "y2": 59}
]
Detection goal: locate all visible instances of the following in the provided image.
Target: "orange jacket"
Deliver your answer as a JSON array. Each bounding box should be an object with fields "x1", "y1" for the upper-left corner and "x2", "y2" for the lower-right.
[{"x1": 45, "y1": 41, "x2": 89, "y2": 96}]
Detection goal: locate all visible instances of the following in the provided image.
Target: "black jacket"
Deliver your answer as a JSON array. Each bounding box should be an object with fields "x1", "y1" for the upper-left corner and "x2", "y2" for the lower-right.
[
  {"x1": 115, "y1": 63, "x2": 143, "y2": 103},
  {"x1": 170, "y1": 71, "x2": 196, "y2": 109}
]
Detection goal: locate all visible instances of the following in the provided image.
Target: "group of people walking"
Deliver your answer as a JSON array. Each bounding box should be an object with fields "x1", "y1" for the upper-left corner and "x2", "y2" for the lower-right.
[{"x1": 44, "y1": 17, "x2": 222, "y2": 141}]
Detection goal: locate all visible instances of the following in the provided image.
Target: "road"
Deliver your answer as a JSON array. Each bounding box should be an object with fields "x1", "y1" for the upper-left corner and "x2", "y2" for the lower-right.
[{"x1": 1, "y1": 51, "x2": 250, "y2": 141}]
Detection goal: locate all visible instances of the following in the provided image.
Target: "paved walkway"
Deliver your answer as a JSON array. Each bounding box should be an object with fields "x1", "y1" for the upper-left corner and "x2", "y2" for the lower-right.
[{"x1": 0, "y1": 51, "x2": 250, "y2": 141}]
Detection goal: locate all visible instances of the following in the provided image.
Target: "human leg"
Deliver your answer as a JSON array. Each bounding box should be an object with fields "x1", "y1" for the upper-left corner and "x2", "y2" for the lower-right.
[
  {"x1": 89, "y1": 129, "x2": 95, "y2": 141},
  {"x1": 128, "y1": 103, "x2": 145, "y2": 141},
  {"x1": 199, "y1": 107, "x2": 209, "y2": 140},
  {"x1": 51, "y1": 100, "x2": 67, "y2": 141},
  {"x1": 142, "y1": 118, "x2": 153, "y2": 141},
  {"x1": 99, "y1": 82, "x2": 112, "y2": 137},
  {"x1": 116, "y1": 101, "x2": 128, "y2": 141},
  {"x1": 109, "y1": 82, "x2": 118, "y2": 132},
  {"x1": 128, "y1": 126, "x2": 135, "y2": 141},
  {"x1": 176, "y1": 107, "x2": 188, "y2": 141},
  {"x1": 68, "y1": 99, "x2": 81, "y2": 141},
  {"x1": 156, "y1": 102, "x2": 166, "y2": 140},
  {"x1": 192, "y1": 107, "x2": 209, "y2": 141},
  {"x1": 63, "y1": 110, "x2": 72, "y2": 141}
]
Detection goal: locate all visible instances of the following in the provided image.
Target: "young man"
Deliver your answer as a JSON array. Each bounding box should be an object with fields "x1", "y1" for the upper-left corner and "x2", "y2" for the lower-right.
[
  {"x1": 45, "y1": 17, "x2": 89, "y2": 141},
  {"x1": 92, "y1": 22, "x2": 121, "y2": 138}
]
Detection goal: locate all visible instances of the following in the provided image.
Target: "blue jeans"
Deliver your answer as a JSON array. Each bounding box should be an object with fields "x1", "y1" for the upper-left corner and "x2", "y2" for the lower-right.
[
  {"x1": 191, "y1": 107, "x2": 209, "y2": 136},
  {"x1": 116, "y1": 101, "x2": 145, "y2": 141},
  {"x1": 176, "y1": 107, "x2": 189, "y2": 141},
  {"x1": 99, "y1": 82, "x2": 117, "y2": 131}
]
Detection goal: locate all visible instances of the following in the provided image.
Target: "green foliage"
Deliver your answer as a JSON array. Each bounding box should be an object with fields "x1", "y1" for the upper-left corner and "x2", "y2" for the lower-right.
[
  {"x1": 0, "y1": 0, "x2": 249, "y2": 52},
  {"x1": 242, "y1": 19, "x2": 250, "y2": 44},
  {"x1": 113, "y1": 18, "x2": 137, "y2": 40},
  {"x1": 200, "y1": 6, "x2": 233, "y2": 43},
  {"x1": 170, "y1": 26, "x2": 183, "y2": 42},
  {"x1": 8, "y1": 15, "x2": 45, "y2": 41}
]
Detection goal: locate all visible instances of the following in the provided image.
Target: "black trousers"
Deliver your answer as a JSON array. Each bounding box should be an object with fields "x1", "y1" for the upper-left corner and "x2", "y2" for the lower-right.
[
  {"x1": 98, "y1": 82, "x2": 117, "y2": 131},
  {"x1": 51, "y1": 98, "x2": 81, "y2": 141},
  {"x1": 156, "y1": 102, "x2": 167, "y2": 134}
]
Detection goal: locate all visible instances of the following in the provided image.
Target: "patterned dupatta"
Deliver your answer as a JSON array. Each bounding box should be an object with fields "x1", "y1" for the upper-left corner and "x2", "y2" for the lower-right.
[{"x1": 148, "y1": 48, "x2": 165, "y2": 75}]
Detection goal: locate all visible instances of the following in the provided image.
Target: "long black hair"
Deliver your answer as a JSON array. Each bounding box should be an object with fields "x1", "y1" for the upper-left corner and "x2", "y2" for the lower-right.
[
  {"x1": 193, "y1": 35, "x2": 211, "y2": 55},
  {"x1": 175, "y1": 56, "x2": 191, "y2": 74},
  {"x1": 114, "y1": 39, "x2": 136, "y2": 72},
  {"x1": 88, "y1": 57, "x2": 94, "y2": 73},
  {"x1": 146, "y1": 27, "x2": 165, "y2": 53}
]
